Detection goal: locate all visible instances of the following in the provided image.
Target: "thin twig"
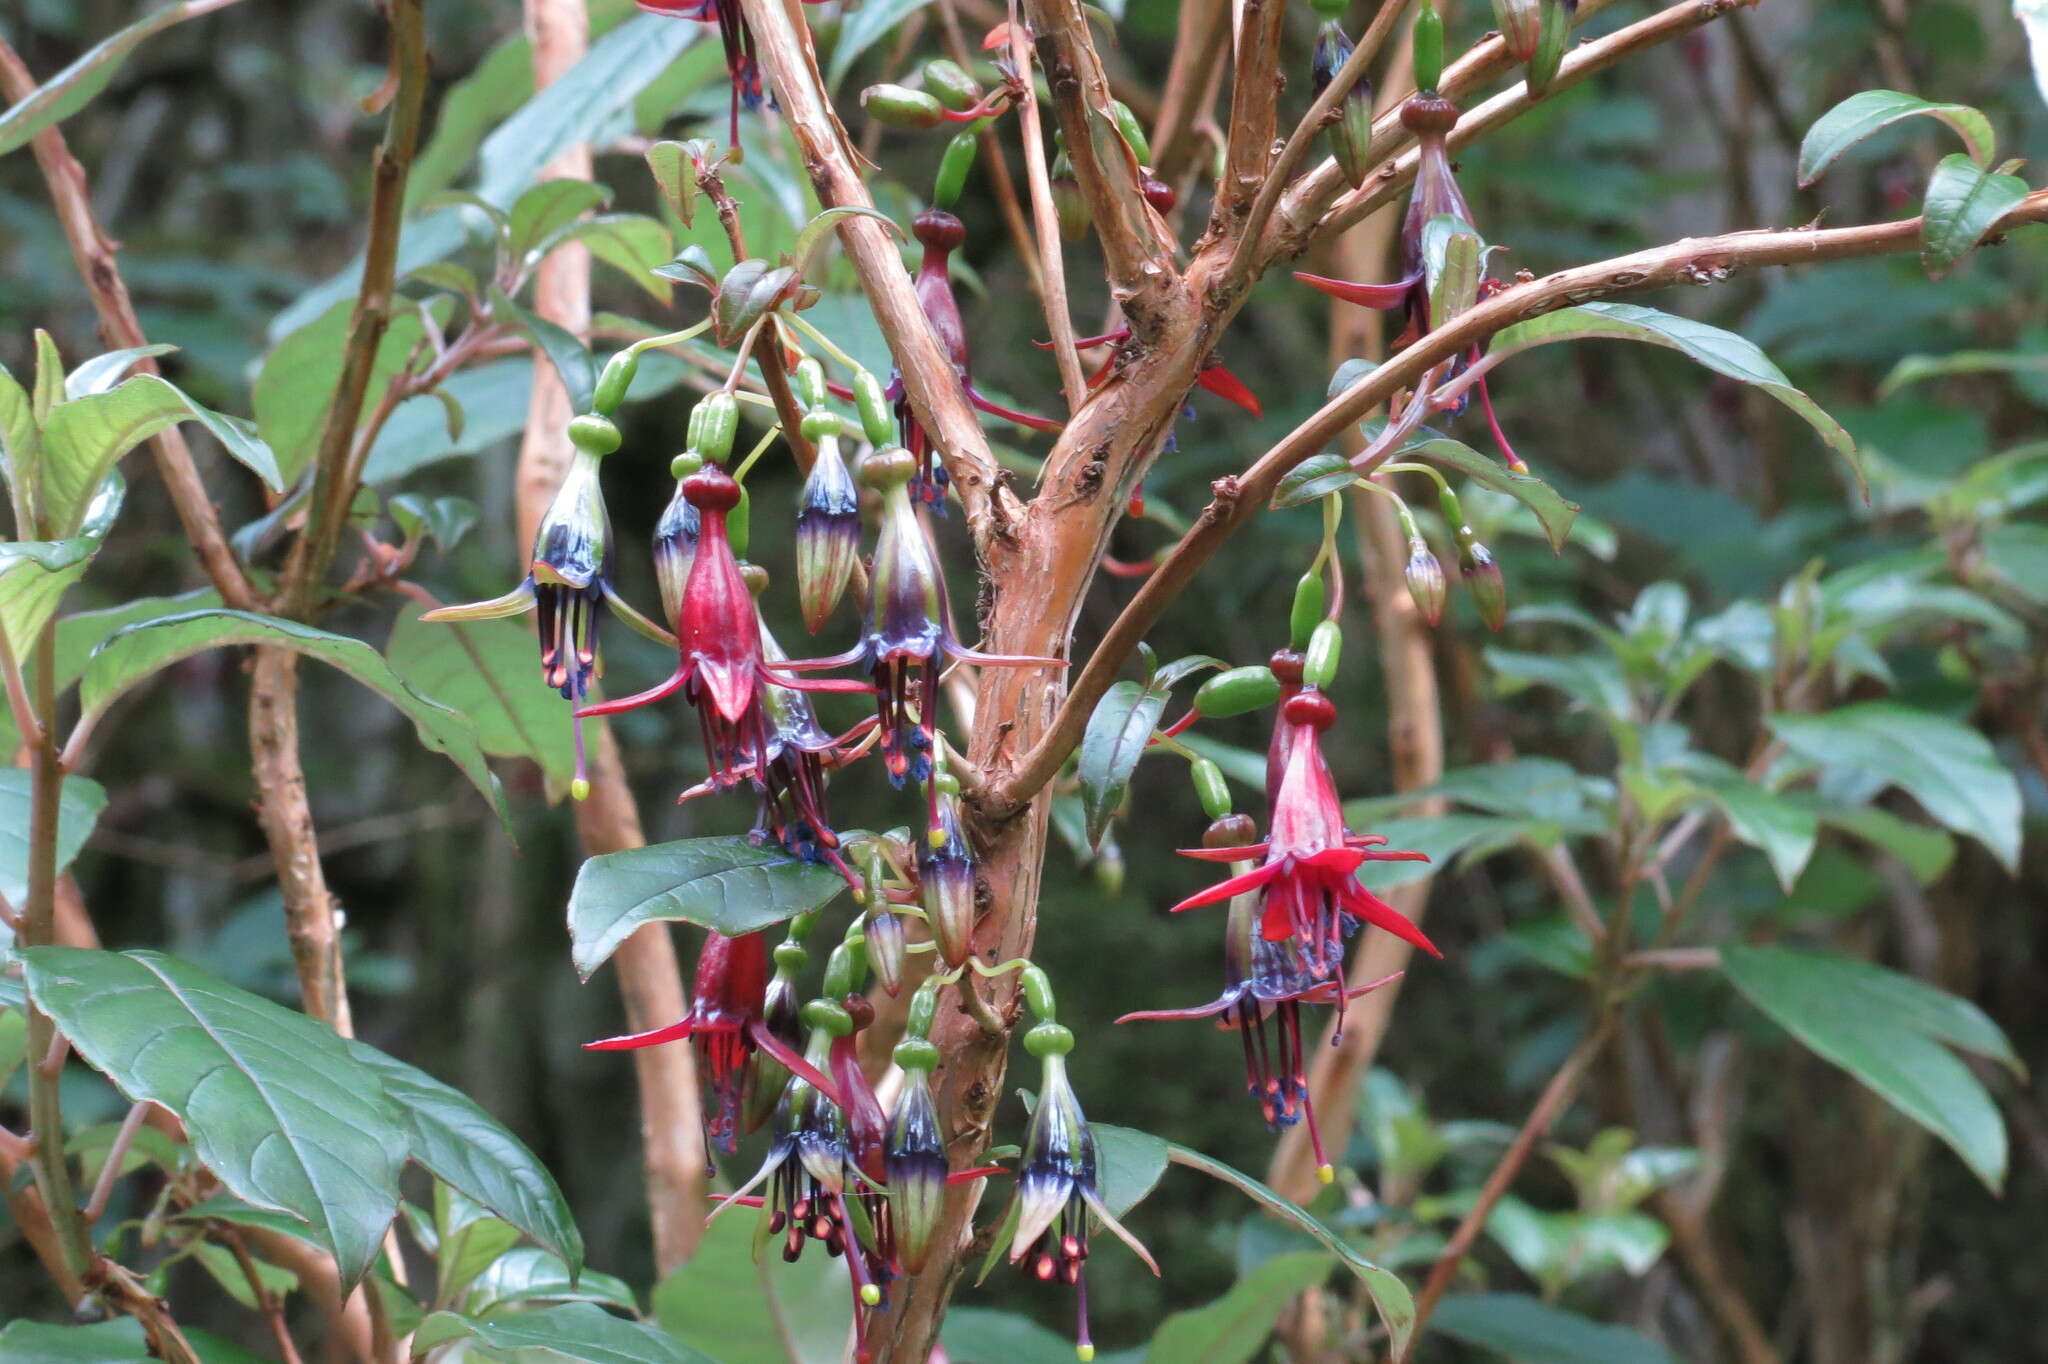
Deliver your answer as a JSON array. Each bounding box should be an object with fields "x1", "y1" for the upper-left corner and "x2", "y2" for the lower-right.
[
  {"x1": 81, "y1": 1100, "x2": 150, "y2": 1222},
  {"x1": 1404, "y1": 1014, "x2": 1619, "y2": 1356},
  {"x1": 221, "y1": 1227, "x2": 308, "y2": 1364},
  {"x1": 984, "y1": 189, "x2": 2048, "y2": 817},
  {"x1": 1007, "y1": 0, "x2": 1088, "y2": 411}
]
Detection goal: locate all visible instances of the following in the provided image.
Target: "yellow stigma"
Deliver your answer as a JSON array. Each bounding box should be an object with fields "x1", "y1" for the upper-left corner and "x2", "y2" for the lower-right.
[
  {"x1": 571, "y1": 777, "x2": 591, "y2": 801},
  {"x1": 929, "y1": 826, "x2": 948, "y2": 850},
  {"x1": 1317, "y1": 1162, "x2": 1335, "y2": 1185},
  {"x1": 1076, "y1": 1348, "x2": 1095, "y2": 1362},
  {"x1": 859, "y1": 1284, "x2": 882, "y2": 1307},
  {"x1": 852, "y1": 887, "x2": 868, "y2": 904}
]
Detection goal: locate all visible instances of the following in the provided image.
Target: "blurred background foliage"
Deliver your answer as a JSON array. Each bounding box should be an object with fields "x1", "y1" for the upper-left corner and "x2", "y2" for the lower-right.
[{"x1": 3, "y1": 0, "x2": 2045, "y2": 1360}]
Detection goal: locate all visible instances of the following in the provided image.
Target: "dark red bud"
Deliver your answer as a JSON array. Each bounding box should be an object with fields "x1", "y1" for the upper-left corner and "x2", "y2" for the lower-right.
[
  {"x1": 913, "y1": 207, "x2": 967, "y2": 252},
  {"x1": 683, "y1": 465, "x2": 742, "y2": 512},
  {"x1": 1281, "y1": 689, "x2": 1337, "y2": 730},
  {"x1": 1141, "y1": 176, "x2": 1176, "y2": 212},
  {"x1": 1399, "y1": 93, "x2": 1460, "y2": 135},
  {"x1": 1269, "y1": 649, "x2": 1306, "y2": 685}
]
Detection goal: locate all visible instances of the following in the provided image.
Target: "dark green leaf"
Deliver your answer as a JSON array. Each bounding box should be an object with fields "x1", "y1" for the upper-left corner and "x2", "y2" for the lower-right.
[
  {"x1": 1271, "y1": 453, "x2": 1357, "y2": 509},
  {"x1": 1402, "y1": 434, "x2": 1579, "y2": 551},
  {"x1": 1422, "y1": 215, "x2": 1483, "y2": 330},
  {"x1": 346, "y1": 1040, "x2": 583, "y2": 1276},
  {"x1": 940, "y1": 1308, "x2": 1080, "y2": 1364},
  {"x1": 23, "y1": 947, "x2": 408, "y2": 1285},
  {"x1": 1095, "y1": 1121, "x2": 1170, "y2": 1217},
  {"x1": 1919, "y1": 153, "x2": 2030, "y2": 278},
  {"x1": 568, "y1": 836, "x2": 847, "y2": 978},
  {"x1": 0, "y1": 1318, "x2": 151, "y2": 1364},
  {"x1": 413, "y1": 1303, "x2": 710, "y2": 1363},
  {"x1": 79, "y1": 609, "x2": 508, "y2": 828},
  {"x1": 652, "y1": 1211, "x2": 852, "y2": 1363},
  {"x1": 1768, "y1": 703, "x2": 2019, "y2": 870},
  {"x1": 1722, "y1": 944, "x2": 2016, "y2": 1190},
  {"x1": 492, "y1": 287, "x2": 596, "y2": 415},
  {"x1": 0, "y1": 771, "x2": 105, "y2": 911},
  {"x1": 1878, "y1": 347, "x2": 2048, "y2": 398},
  {"x1": 386, "y1": 604, "x2": 572, "y2": 794},
  {"x1": 38, "y1": 377, "x2": 283, "y2": 534},
  {"x1": 365, "y1": 360, "x2": 531, "y2": 483},
  {"x1": 712, "y1": 260, "x2": 796, "y2": 348},
  {"x1": 256, "y1": 300, "x2": 433, "y2": 484},
  {"x1": 388, "y1": 495, "x2": 480, "y2": 551},
  {"x1": 1078, "y1": 680, "x2": 1168, "y2": 848},
  {"x1": 555, "y1": 215, "x2": 676, "y2": 303},
  {"x1": 1166, "y1": 1142, "x2": 1414, "y2": 1357},
  {"x1": 1485, "y1": 303, "x2": 1861, "y2": 488},
  {"x1": 1797, "y1": 90, "x2": 1995, "y2": 186},
  {"x1": 1430, "y1": 1292, "x2": 1679, "y2": 1364},
  {"x1": 1694, "y1": 776, "x2": 1818, "y2": 891},
  {"x1": 1145, "y1": 1252, "x2": 1333, "y2": 1364}
]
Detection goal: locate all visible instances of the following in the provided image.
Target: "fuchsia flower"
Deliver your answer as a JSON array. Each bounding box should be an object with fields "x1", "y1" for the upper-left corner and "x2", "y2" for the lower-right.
[
  {"x1": 1121, "y1": 885, "x2": 1402, "y2": 1175},
  {"x1": 1034, "y1": 328, "x2": 1264, "y2": 417},
  {"x1": 1172, "y1": 690, "x2": 1439, "y2": 973},
  {"x1": 635, "y1": 0, "x2": 827, "y2": 150},
  {"x1": 583, "y1": 931, "x2": 838, "y2": 1153},
  {"x1": 895, "y1": 208, "x2": 1062, "y2": 507},
  {"x1": 782, "y1": 447, "x2": 1061, "y2": 790},
  {"x1": 578, "y1": 465, "x2": 868, "y2": 827}
]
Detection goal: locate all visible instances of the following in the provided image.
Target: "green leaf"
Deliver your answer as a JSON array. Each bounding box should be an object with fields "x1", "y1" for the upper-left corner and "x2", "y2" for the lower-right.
[
  {"x1": 1078, "y1": 679, "x2": 1168, "y2": 848},
  {"x1": 365, "y1": 360, "x2": 531, "y2": 483},
  {"x1": 1402, "y1": 434, "x2": 1579, "y2": 551},
  {"x1": 439, "y1": 1215, "x2": 525, "y2": 1301},
  {"x1": 510, "y1": 179, "x2": 614, "y2": 261},
  {"x1": 1486, "y1": 302, "x2": 1860, "y2": 488},
  {"x1": 386, "y1": 605, "x2": 572, "y2": 793},
  {"x1": 0, "y1": 537, "x2": 98, "y2": 650},
  {"x1": 1919, "y1": 153, "x2": 2030, "y2": 278},
  {"x1": 1145, "y1": 1251, "x2": 1334, "y2": 1364},
  {"x1": 0, "y1": 771, "x2": 105, "y2": 911},
  {"x1": 567, "y1": 836, "x2": 847, "y2": 978},
  {"x1": 644, "y1": 141, "x2": 700, "y2": 226},
  {"x1": 1797, "y1": 90, "x2": 1995, "y2": 186},
  {"x1": 0, "y1": 363, "x2": 37, "y2": 493},
  {"x1": 1430, "y1": 1292, "x2": 1679, "y2": 1364},
  {"x1": 37, "y1": 377, "x2": 283, "y2": 535},
  {"x1": 1485, "y1": 647, "x2": 1632, "y2": 717},
  {"x1": 0, "y1": 3, "x2": 220, "y2": 157},
  {"x1": 0, "y1": 1318, "x2": 151, "y2": 1364},
  {"x1": 79, "y1": 609, "x2": 508, "y2": 828},
  {"x1": 556, "y1": 215, "x2": 677, "y2": 303},
  {"x1": 826, "y1": 0, "x2": 934, "y2": 88},
  {"x1": 652, "y1": 1211, "x2": 852, "y2": 1363},
  {"x1": 65, "y1": 345, "x2": 180, "y2": 399},
  {"x1": 1694, "y1": 775, "x2": 1818, "y2": 891},
  {"x1": 22, "y1": 947, "x2": 409, "y2": 1285},
  {"x1": 1271, "y1": 453, "x2": 1357, "y2": 509},
  {"x1": 346, "y1": 1040, "x2": 583, "y2": 1277},
  {"x1": 413, "y1": 1303, "x2": 710, "y2": 1364},
  {"x1": 493, "y1": 286, "x2": 597, "y2": 415},
  {"x1": 1166, "y1": 1142, "x2": 1414, "y2": 1357},
  {"x1": 1878, "y1": 347, "x2": 2048, "y2": 398},
  {"x1": 256, "y1": 298, "x2": 434, "y2": 483},
  {"x1": 940, "y1": 1309, "x2": 1080, "y2": 1364},
  {"x1": 1723, "y1": 944, "x2": 2014, "y2": 1189},
  {"x1": 1768, "y1": 703, "x2": 2019, "y2": 871},
  {"x1": 464, "y1": 1247, "x2": 637, "y2": 1318},
  {"x1": 1095, "y1": 1121, "x2": 1170, "y2": 1217},
  {"x1": 189, "y1": 1239, "x2": 299, "y2": 1310},
  {"x1": 389, "y1": 495, "x2": 480, "y2": 551}
]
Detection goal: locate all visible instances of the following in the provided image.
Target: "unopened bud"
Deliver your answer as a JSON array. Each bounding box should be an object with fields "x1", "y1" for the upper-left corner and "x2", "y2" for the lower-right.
[
  {"x1": 1526, "y1": 0, "x2": 1576, "y2": 92},
  {"x1": 861, "y1": 83, "x2": 948, "y2": 129},
  {"x1": 1405, "y1": 537, "x2": 1447, "y2": 625},
  {"x1": 1313, "y1": 23, "x2": 1375, "y2": 190},
  {"x1": 922, "y1": 58, "x2": 983, "y2": 112},
  {"x1": 1492, "y1": 0, "x2": 1543, "y2": 61},
  {"x1": 692, "y1": 391, "x2": 739, "y2": 462},
  {"x1": 1459, "y1": 537, "x2": 1507, "y2": 631},
  {"x1": 864, "y1": 908, "x2": 906, "y2": 997},
  {"x1": 934, "y1": 129, "x2": 979, "y2": 210},
  {"x1": 793, "y1": 356, "x2": 828, "y2": 410},
  {"x1": 651, "y1": 479, "x2": 701, "y2": 624},
  {"x1": 1204, "y1": 813, "x2": 1258, "y2": 849},
  {"x1": 795, "y1": 436, "x2": 861, "y2": 632},
  {"x1": 1193, "y1": 665, "x2": 1282, "y2": 718},
  {"x1": 1413, "y1": 0, "x2": 1446, "y2": 93},
  {"x1": 1051, "y1": 151, "x2": 1090, "y2": 241}
]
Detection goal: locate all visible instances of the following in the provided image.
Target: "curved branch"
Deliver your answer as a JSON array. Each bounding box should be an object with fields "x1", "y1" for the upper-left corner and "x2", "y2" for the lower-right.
[
  {"x1": 981, "y1": 191, "x2": 2048, "y2": 817},
  {"x1": 737, "y1": 0, "x2": 1003, "y2": 542}
]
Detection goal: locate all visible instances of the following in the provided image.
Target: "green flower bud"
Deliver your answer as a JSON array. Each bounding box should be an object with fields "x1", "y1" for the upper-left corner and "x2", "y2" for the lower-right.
[
  {"x1": 1192, "y1": 665, "x2": 1282, "y2": 718},
  {"x1": 1191, "y1": 757, "x2": 1231, "y2": 820},
  {"x1": 861, "y1": 83, "x2": 948, "y2": 129},
  {"x1": 693, "y1": 391, "x2": 739, "y2": 462},
  {"x1": 593, "y1": 350, "x2": 640, "y2": 414},
  {"x1": 1019, "y1": 963, "x2": 1058, "y2": 1021},
  {"x1": 1526, "y1": 0, "x2": 1574, "y2": 92},
  {"x1": 1492, "y1": 0, "x2": 1542, "y2": 62},
  {"x1": 793, "y1": 356, "x2": 828, "y2": 409},
  {"x1": 1303, "y1": 619, "x2": 1343, "y2": 688},
  {"x1": 1290, "y1": 571, "x2": 1326, "y2": 650},
  {"x1": 567, "y1": 413, "x2": 621, "y2": 455},
  {"x1": 1110, "y1": 100, "x2": 1151, "y2": 166},
  {"x1": 922, "y1": 58, "x2": 983, "y2": 112},
  {"x1": 1051, "y1": 151, "x2": 1090, "y2": 242},
  {"x1": 1023, "y1": 1020, "x2": 1074, "y2": 1058},
  {"x1": 1405, "y1": 536, "x2": 1447, "y2": 625},
  {"x1": 1414, "y1": 0, "x2": 1445, "y2": 93},
  {"x1": 933, "y1": 128, "x2": 979, "y2": 210},
  {"x1": 854, "y1": 369, "x2": 895, "y2": 446}
]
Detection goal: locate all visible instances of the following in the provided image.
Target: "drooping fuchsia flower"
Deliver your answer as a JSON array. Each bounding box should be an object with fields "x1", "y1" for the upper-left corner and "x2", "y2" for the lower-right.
[
  {"x1": 422, "y1": 416, "x2": 669, "y2": 799},
  {"x1": 1122, "y1": 832, "x2": 1402, "y2": 1179},
  {"x1": 781, "y1": 446, "x2": 1062, "y2": 789},
  {"x1": 996, "y1": 1020, "x2": 1156, "y2": 1362},
  {"x1": 894, "y1": 208, "x2": 1063, "y2": 507},
  {"x1": 1172, "y1": 689, "x2": 1439, "y2": 976},
  {"x1": 583, "y1": 930, "x2": 839, "y2": 1154},
  {"x1": 1033, "y1": 328, "x2": 1264, "y2": 418},
  {"x1": 577, "y1": 463, "x2": 868, "y2": 794},
  {"x1": 1293, "y1": 92, "x2": 1526, "y2": 469}
]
